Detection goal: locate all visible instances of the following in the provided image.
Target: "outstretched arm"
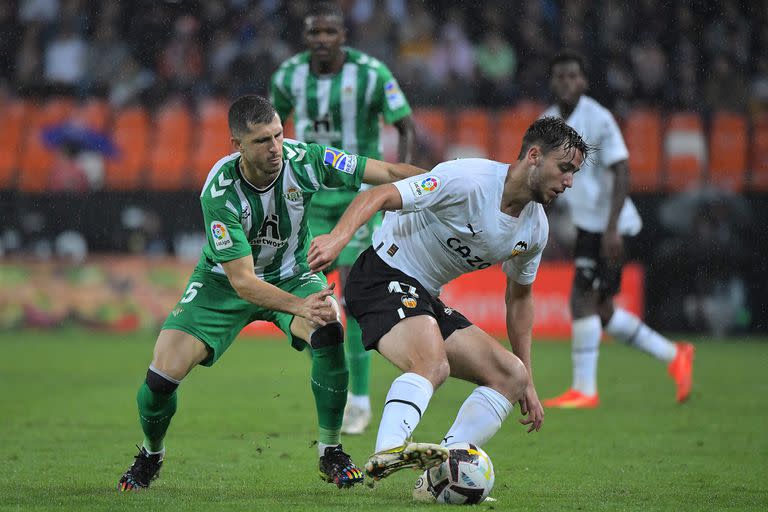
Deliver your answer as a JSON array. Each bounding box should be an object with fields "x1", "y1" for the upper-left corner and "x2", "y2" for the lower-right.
[
  {"x1": 307, "y1": 184, "x2": 402, "y2": 272},
  {"x1": 505, "y1": 277, "x2": 544, "y2": 433},
  {"x1": 222, "y1": 255, "x2": 337, "y2": 326},
  {"x1": 361, "y1": 158, "x2": 425, "y2": 185}
]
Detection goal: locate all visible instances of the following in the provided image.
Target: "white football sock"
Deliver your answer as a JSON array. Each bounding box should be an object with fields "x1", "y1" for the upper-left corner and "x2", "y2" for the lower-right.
[
  {"x1": 375, "y1": 372, "x2": 433, "y2": 452},
  {"x1": 571, "y1": 315, "x2": 602, "y2": 396},
  {"x1": 348, "y1": 393, "x2": 370, "y2": 411},
  {"x1": 606, "y1": 308, "x2": 676, "y2": 362},
  {"x1": 441, "y1": 386, "x2": 513, "y2": 448}
]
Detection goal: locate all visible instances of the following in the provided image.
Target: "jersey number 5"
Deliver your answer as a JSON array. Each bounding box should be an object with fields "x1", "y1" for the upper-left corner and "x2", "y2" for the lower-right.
[{"x1": 181, "y1": 282, "x2": 203, "y2": 303}]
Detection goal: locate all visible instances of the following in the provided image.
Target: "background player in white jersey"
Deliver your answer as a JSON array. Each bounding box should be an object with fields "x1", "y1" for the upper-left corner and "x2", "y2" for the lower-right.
[
  {"x1": 117, "y1": 95, "x2": 425, "y2": 491},
  {"x1": 307, "y1": 117, "x2": 589, "y2": 481},
  {"x1": 541, "y1": 51, "x2": 694, "y2": 409},
  {"x1": 270, "y1": 2, "x2": 415, "y2": 435}
]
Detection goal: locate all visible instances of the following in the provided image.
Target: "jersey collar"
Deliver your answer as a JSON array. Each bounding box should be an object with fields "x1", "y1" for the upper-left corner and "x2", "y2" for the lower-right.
[{"x1": 236, "y1": 157, "x2": 282, "y2": 194}]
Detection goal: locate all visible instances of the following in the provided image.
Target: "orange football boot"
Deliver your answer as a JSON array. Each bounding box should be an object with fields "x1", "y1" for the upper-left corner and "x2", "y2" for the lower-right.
[
  {"x1": 668, "y1": 342, "x2": 695, "y2": 403},
  {"x1": 543, "y1": 388, "x2": 600, "y2": 409}
]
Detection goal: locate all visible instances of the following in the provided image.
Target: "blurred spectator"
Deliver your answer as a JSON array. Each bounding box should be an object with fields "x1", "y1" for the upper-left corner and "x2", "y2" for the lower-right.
[
  {"x1": 43, "y1": 21, "x2": 87, "y2": 87},
  {"x1": 629, "y1": 35, "x2": 672, "y2": 106},
  {"x1": 428, "y1": 12, "x2": 475, "y2": 105},
  {"x1": 15, "y1": 23, "x2": 44, "y2": 88},
  {"x1": 18, "y1": 0, "x2": 59, "y2": 24},
  {"x1": 49, "y1": 142, "x2": 90, "y2": 192},
  {"x1": 108, "y1": 55, "x2": 155, "y2": 108},
  {"x1": 157, "y1": 15, "x2": 204, "y2": 96},
  {"x1": 704, "y1": 54, "x2": 749, "y2": 112},
  {"x1": 474, "y1": 29, "x2": 518, "y2": 106},
  {"x1": 82, "y1": 18, "x2": 129, "y2": 95}
]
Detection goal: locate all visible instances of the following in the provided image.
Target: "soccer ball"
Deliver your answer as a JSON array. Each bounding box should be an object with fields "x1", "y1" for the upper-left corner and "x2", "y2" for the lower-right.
[{"x1": 412, "y1": 442, "x2": 495, "y2": 504}]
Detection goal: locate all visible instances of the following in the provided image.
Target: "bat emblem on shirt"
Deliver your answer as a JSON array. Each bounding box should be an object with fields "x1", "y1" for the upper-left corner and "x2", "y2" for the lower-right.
[{"x1": 511, "y1": 241, "x2": 528, "y2": 257}]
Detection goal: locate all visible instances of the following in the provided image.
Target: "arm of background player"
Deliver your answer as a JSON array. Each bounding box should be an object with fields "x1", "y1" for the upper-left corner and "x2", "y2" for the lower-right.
[
  {"x1": 307, "y1": 184, "x2": 402, "y2": 272},
  {"x1": 603, "y1": 159, "x2": 629, "y2": 262},
  {"x1": 393, "y1": 115, "x2": 415, "y2": 164},
  {"x1": 504, "y1": 277, "x2": 544, "y2": 433},
  {"x1": 222, "y1": 254, "x2": 337, "y2": 326},
  {"x1": 361, "y1": 157, "x2": 425, "y2": 185}
]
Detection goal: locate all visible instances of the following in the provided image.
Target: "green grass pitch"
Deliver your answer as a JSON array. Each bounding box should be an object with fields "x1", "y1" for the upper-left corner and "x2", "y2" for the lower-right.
[{"x1": 1, "y1": 330, "x2": 767, "y2": 511}]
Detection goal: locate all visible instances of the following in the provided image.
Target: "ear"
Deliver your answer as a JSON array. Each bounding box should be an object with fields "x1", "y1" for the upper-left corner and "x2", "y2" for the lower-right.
[
  {"x1": 231, "y1": 136, "x2": 240, "y2": 151},
  {"x1": 526, "y1": 145, "x2": 541, "y2": 166}
]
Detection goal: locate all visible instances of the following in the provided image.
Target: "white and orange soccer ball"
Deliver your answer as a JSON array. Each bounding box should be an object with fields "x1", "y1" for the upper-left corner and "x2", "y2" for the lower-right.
[{"x1": 412, "y1": 442, "x2": 495, "y2": 505}]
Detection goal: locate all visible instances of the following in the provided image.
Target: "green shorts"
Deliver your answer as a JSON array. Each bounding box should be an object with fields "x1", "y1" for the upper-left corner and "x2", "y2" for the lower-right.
[
  {"x1": 162, "y1": 268, "x2": 330, "y2": 366},
  {"x1": 309, "y1": 190, "x2": 381, "y2": 270}
]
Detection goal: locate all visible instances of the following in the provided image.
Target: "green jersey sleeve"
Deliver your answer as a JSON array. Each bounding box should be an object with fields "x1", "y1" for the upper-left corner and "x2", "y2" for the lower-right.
[
  {"x1": 375, "y1": 64, "x2": 412, "y2": 125},
  {"x1": 201, "y1": 198, "x2": 251, "y2": 263},
  {"x1": 305, "y1": 142, "x2": 367, "y2": 190},
  {"x1": 270, "y1": 69, "x2": 294, "y2": 123}
]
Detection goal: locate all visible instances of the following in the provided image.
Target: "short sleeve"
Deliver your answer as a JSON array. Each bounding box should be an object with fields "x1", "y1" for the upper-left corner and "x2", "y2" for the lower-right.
[
  {"x1": 501, "y1": 249, "x2": 544, "y2": 285},
  {"x1": 392, "y1": 163, "x2": 465, "y2": 213},
  {"x1": 201, "y1": 199, "x2": 251, "y2": 263},
  {"x1": 599, "y1": 111, "x2": 629, "y2": 168},
  {"x1": 269, "y1": 68, "x2": 294, "y2": 123},
  {"x1": 304, "y1": 143, "x2": 367, "y2": 191},
  {"x1": 375, "y1": 64, "x2": 412, "y2": 125}
]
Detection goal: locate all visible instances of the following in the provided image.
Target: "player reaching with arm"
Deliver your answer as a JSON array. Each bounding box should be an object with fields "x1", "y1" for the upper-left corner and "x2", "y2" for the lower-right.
[
  {"x1": 117, "y1": 95, "x2": 424, "y2": 491},
  {"x1": 308, "y1": 117, "x2": 590, "y2": 481},
  {"x1": 540, "y1": 51, "x2": 694, "y2": 409},
  {"x1": 271, "y1": 1, "x2": 415, "y2": 435}
]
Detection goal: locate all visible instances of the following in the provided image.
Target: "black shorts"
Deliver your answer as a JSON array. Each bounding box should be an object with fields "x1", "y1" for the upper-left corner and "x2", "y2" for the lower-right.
[
  {"x1": 344, "y1": 247, "x2": 473, "y2": 350},
  {"x1": 572, "y1": 228, "x2": 630, "y2": 300}
]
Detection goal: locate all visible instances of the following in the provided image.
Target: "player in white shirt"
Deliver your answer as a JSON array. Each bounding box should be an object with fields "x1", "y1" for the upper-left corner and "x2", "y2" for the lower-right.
[
  {"x1": 541, "y1": 51, "x2": 694, "y2": 409},
  {"x1": 308, "y1": 117, "x2": 589, "y2": 481}
]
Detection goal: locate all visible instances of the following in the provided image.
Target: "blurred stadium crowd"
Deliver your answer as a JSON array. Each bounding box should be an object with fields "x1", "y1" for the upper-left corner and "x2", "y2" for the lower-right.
[
  {"x1": 0, "y1": 0, "x2": 766, "y2": 335},
  {"x1": 2, "y1": 0, "x2": 768, "y2": 113}
]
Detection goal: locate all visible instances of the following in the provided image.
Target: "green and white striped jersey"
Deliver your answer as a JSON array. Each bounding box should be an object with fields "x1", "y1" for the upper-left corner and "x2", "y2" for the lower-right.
[
  {"x1": 270, "y1": 48, "x2": 410, "y2": 207},
  {"x1": 196, "y1": 139, "x2": 367, "y2": 283}
]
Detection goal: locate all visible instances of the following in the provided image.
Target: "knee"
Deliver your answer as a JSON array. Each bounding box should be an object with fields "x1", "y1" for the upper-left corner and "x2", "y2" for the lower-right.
[
  {"x1": 412, "y1": 348, "x2": 450, "y2": 389},
  {"x1": 487, "y1": 354, "x2": 528, "y2": 400},
  {"x1": 145, "y1": 366, "x2": 180, "y2": 395},
  {"x1": 310, "y1": 322, "x2": 344, "y2": 349}
]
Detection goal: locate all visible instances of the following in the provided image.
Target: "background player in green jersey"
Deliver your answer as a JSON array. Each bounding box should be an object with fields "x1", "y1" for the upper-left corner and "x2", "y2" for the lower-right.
[
  {"x1": 270, "y1": 1, "x2": 415, "y2": 435},
  {"x1": 117, "y1": 95, "x2": 424, "y2": 491}
]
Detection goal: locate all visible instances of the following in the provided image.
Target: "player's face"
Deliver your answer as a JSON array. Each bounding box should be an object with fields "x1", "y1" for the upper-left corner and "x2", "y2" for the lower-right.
[
  {"x1": 304, "y1": 15, "x2": 346, "y2": 63},
  {"x1": 232, "y1": 114, "x2": 284, "y2": 178},
  {"x1": 529, "y1": 145, "x2": 583, "y2": 204},
  {"x1": 550, "y1": 61, "x2": 586, "y2": 106}
]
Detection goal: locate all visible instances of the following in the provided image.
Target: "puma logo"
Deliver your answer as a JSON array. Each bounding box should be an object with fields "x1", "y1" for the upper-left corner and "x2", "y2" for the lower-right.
[{"x1": 466, "y1": 223, "x2": 482, "y2": 237}]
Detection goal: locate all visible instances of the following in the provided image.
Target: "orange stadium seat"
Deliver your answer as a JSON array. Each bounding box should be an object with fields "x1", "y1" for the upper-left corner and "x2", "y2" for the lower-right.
[
  {"x1": 147, "y1": 101, "x2": 193, "y2": 190},
  {"x1": 17, "y1": 97, "x2": 75, "y2": 193},
  {"x1": 663, "y1": 112, "x2": 705, "y2": 192},
  {"x1": 495, "y1": 101, "x2": 544, "y2": 163},
  {"x1": 105, "y1": 106, "x2": 150, "y2": 190},
  {"x1": 708, "y1": 111, "x2": 747, "y2": 192},
  {"x1": 73, "y1": 97, "x2": 111, "y2": 132},
  {"x1": 412, "y1": 107, "x2": 448, "y2": 160},
  {"x1": 453, "y1": 109, "x2": 492, "y2": 157},
  {"x1": 192, "y1": 98, "x2": 232, "y2": 188},
  {"x1": 750, "y1": 114, "x2": 768, "y2": 192},
  {"x1": 623, "y1": 108, "x2": 662, "y2": 193},
  {"x1": 0, "y1": 98, "x2": 32, "y2": 189}
]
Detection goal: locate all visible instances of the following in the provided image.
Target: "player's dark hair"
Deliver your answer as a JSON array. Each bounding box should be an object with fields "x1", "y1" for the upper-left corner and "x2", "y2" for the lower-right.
[
  {"x1": 228, "y1": 95, "x2": 278, "y2": 137},
  {"x1": 518, "y1": 116, "x2": 592, "y2": 162},
  {"x1": 307, "y1": 1, "x2": 344, "y2": 21},
  {"x1": 549, "y1": 49, "x2": 587, "y2": 76}
]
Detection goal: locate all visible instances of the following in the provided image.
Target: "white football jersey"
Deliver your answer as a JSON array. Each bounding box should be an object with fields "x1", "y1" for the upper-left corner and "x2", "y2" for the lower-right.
[
  {"x1": 372, "y1": 159, "x2": 549, "y2": 296},
  {"x1": 542, "y1": 96, "x2": 642, "y2": 235}
]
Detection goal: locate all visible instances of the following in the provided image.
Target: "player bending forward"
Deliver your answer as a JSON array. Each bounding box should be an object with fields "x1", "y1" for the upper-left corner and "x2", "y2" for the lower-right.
[{"x1": 308, "y1": 117, "x2": 590, "y2": 480}]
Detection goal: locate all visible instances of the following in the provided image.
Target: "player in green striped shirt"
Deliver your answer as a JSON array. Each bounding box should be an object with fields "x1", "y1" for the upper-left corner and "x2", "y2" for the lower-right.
[
  {"x1": 117, "y1": 95, "x2": 424, "y2": 491},
  {"x1": 270, "y1": 1, "x2": 414, "y2": 435}
]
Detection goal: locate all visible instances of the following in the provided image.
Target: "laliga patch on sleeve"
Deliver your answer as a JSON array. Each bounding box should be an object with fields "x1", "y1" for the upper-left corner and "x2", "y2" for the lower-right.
[
  {"x1": 408, "y1": 175, "x2": 441, "y2": 198},
  {"x1": 210, "y1": 221, "x2": 233, "y2": 250},
  {"x1": 384, "y1": 79, "x2": 406, "y2": 110},
  {"x1": 323, "y1": 147, "x2": 358, "y2": 174}
]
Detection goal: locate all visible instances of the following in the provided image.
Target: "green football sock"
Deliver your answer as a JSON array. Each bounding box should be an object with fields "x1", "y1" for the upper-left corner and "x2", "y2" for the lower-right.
[
  {"x1": 310, "y1": 344, "x2": 348, "y2": 446},
  {"x1": 344, "y1": 315, "x2": 370, "y2": 397},
  {"x1": 137, "y1": 381, "x2": 177, "y2": 452}
]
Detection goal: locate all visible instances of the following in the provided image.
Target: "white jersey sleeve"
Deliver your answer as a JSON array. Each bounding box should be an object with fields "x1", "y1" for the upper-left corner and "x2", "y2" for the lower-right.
[
  {"x1": 392, "y1": 162, "x2": 467, "y2": 213},
  {"x1": 598, "y1": 111, "x2": 629, "y2": 168},
  {"x1": 500, "y1": 206, "x2": 549, "y2": 285}
]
